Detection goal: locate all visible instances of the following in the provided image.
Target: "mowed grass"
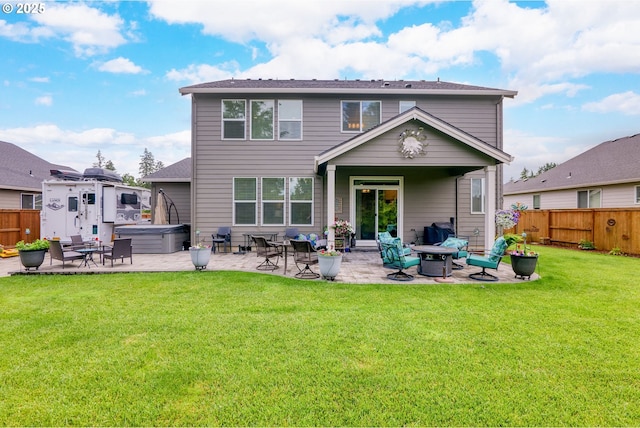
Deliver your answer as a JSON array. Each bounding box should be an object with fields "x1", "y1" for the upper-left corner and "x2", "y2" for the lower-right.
[{"x1": 1, "y1": 246, "x2": 639, "y2": 426}]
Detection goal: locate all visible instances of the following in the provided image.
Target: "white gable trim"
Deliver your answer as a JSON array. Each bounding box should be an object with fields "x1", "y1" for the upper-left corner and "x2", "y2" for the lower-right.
[{"x1": 314, "y1": 108, "x2": 513, "y2": 172}]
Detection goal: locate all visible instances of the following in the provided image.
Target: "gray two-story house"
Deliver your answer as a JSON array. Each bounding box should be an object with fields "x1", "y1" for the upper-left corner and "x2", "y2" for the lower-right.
[{"x1": 179, "y1": 79, "x2": 516, "y2": 251}]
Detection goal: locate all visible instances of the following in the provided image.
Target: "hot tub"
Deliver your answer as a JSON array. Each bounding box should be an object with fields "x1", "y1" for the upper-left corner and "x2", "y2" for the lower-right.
[{"x1": 114, "y1": 224, "x2": 190, "y2": 254}]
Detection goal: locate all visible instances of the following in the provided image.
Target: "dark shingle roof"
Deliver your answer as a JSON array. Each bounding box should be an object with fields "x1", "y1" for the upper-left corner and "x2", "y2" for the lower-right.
[
  {"x1": 0, "y1": 141, "x2": 75, "y2": 192},
  {"x1": 181, "y1": 78, "x2": 517, "y2": 97},
  {"x1": 143, "y1": 157, "x2": 191, "y2": 182},
  {"x1": 504, "y1": 133, "x2": 640, "y2": 194}
]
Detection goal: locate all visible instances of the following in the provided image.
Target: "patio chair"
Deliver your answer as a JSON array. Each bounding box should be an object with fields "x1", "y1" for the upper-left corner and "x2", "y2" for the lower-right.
[
  {"x1": 251, "y1": 235, "x2": 281, "y2": 271},
  {"x1": 290, "y1": 239, "x2": 320, "y2": 279},
  {"x1": 49, "y1": 239, "x2": 84, "y2": 268},
  {"x1": 102, "y1": 238, "x2": 133, "y2": 267},
  {"x1": 68, "y1": 234, "x2": 86, "y2": 250},
  {"x1": 438, "y1": 236, "x2": 469, "y2": 269},
  {"x1": 465, "y1": 236, "x2": 508, "y2": 281},
  {"x1": 377, "y1": 231, "x2": 411, "y2": 268},
  {"x1": 211, "y1": 226, "x2": 231, "y2": 253},
  {"x1": 379, "y1": 237, "x2": 421, "y2": 281}
]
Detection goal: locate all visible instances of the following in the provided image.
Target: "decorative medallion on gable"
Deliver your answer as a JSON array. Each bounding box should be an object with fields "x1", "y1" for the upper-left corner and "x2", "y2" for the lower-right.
[{"x1": 398, "y1": 127, "x2": 428, "y2": 159}]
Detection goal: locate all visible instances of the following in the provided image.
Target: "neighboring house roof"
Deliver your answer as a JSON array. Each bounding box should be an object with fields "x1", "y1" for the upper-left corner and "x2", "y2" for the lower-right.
[
  {"x1": 315, "y1": 107, "x2": 513, "y2": 171},
  {"x1": 143, "y1": 157, "x2": 191, "y2": 182},
  {"x1": 180, "y1": 78, "x2": 517, "y2": 97},
  {"x1": 504, "y1": 133, "x2": 640, "y2": 195},
  {"x1": 0, "y1": 141, "x2": 74, "y2": 192}
]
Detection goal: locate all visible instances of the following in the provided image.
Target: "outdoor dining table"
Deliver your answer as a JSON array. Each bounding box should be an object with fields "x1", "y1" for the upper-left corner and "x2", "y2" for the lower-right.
[
  {"x1": 412, "y1": 245, "x2": 458, "y2": 277},
  {"x1": 270, "y1": 241, "x2": 291, "y2": 275},
  {"x1": 239, "y1": 232, "x2": 279, "y2": 254},
  {"x1": 76, "y1": 247, "x2": 99, "y2": 268}
]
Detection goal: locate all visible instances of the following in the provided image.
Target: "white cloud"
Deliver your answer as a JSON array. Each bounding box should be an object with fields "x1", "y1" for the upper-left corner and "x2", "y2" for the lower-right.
[
  {"x1": 29, "y1": 77, "x2": 50, "y2": 83},
  {"x1": 156, "y1": 0, "x2": 640, "y2": 106},
  {"x1": 35, "y1": 95, "x2": 52, "y2": 106},
  {"x1": 96, "y1": 57, "x2": 147, "y2": 74},
  {"x1": 29, "y1": 3, "x2": 128, "y2": 56},
  {"x1": 582, "y1": 91, "x2": 640, "y2": 116}
]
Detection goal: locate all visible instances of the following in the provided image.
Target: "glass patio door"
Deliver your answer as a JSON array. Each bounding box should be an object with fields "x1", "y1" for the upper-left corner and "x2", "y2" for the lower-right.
[{"x1": 352, "y1": 178, "x2": 402, "y2": 246}]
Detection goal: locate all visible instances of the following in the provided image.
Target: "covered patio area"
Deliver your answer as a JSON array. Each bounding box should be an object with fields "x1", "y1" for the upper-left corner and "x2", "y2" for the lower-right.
[{"x1": 1, "y1": 249, "x2": 537, "y2": 283}]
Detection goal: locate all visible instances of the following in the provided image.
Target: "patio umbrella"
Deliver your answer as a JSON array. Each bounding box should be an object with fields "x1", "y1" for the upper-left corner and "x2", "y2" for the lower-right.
[{"x1": 153, "y1": 191, "x2": 168, "y2": 225}]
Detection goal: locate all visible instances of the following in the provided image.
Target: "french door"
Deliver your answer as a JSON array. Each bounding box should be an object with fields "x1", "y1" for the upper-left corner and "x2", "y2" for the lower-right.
[{"x1": 351, "y1": 177, "x2": 403, "y2": 246}]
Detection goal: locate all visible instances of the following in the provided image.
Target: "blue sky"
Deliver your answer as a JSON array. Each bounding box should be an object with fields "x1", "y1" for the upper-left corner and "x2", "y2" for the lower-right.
[{"x1": 1, "y1": 0, "x2": 639, "y2": 181}]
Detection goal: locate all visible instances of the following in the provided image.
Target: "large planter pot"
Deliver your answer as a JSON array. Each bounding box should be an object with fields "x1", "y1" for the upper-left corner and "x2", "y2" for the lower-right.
[
  {"x1": 510, "y1": 254, "x2": 538, "y2": 280},
  {"x1": 318, "y1": 255, "x2": 342, "y2": 281},
  {"x1": 19, "y1": 249, "x2": 47, "y2": 271},
  {"x1": 190, "y1": 247, "x2": 211, "y2": 271}
]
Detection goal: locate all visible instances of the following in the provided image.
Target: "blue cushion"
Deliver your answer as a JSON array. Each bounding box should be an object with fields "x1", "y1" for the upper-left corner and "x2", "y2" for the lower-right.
[{"x1": 440, "y1": 237, "x2": 468, "y2": 250}]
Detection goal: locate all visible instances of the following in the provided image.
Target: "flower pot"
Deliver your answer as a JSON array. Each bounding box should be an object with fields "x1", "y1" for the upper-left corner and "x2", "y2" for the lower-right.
[
  {"x1": 190, "y1": 247, "x2": 211, "y2": 270},
  {"x1": 318, "y1": 254, "x2": 342, "y2": 281},
  {"x1": 510, "y1": 254, "x2": 538, "y2": 280},
  {"x1": 19, "y1": 249, "x2": 47, "y2": 271}
]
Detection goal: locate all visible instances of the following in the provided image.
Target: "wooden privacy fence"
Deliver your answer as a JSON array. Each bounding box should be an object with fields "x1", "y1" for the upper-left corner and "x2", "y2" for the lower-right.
[
  {"x1": 504, "y1": 208, "x2": 640, "y2": 256},
  {"x1": 0, "y1": 209, "x2": 41, "y2": 247}
]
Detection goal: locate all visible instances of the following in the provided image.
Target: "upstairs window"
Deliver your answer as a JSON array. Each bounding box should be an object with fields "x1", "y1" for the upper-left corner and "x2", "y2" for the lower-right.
[
  {"x1": 278, "y1": 100, "x2": 302, "y2": 140},
  {"x1": 578, "y1": 189, "x2": 601, "y2": 208},
  {"x1": 399, "y1": 100, "x2": 416, "y2": 113},
  {"x1": 251, "y1": 100, "x2": 274, "y2": 140},
  {"x1": 471, "y1": 178, "x2": 485, "y2": 214},
  {"x1": 222, "y1": 100, "x2": 246, "y2": 139},
  {"x1": 635, "y1": 185, "x2": 640, "y2": 204},
  {"x1": 341, "y1": 101, "x2": 381, "y2": 132}
]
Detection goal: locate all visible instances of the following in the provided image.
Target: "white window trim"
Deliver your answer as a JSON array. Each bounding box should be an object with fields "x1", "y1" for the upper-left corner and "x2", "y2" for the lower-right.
[
  {"x1": 340, "y1": 100, "x2": 382, "y2": 133},
  {"x1": 577, "y1": 188, "x2": 602, "y2": 208},
  {"x1": 278, "y1": 100, "x2": 303, "y2": 141},
  {"x1": 635, "y1": 185, "x2": 640, "y2": 204},
  {"x1": 250, "y1": 99, "x2": 275, "y2": 141},
  {"x1": 289, "y1": 177, "x2": 314, "y2": 226},
  {"x1": 471, "y1": 178, "x2": 485, "y2": 214},
  {"x1": 233, "y1": 177, "x2": 257, "y2": 226},
  {"x1": 222, "y1": 99, "x2": 246, "y2": 140},
  {"x1": 533, "y1": 194, "x2": 541, "y2": 210},
  {"x1": 261, "y1": 177, "x2": 285, "y2": 226}
]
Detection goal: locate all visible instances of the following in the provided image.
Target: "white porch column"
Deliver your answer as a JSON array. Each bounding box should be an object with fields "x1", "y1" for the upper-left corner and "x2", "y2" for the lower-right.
[
  {"x1": 485, "y1": 165, "x2": 497, "y2": 249},
  {"x1": 326, "y1": 164, "x2": 336, "y2": 248}
]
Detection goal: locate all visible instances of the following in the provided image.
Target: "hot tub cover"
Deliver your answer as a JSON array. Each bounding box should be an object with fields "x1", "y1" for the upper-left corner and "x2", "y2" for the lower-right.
[{"x1": 114, "y1": 224, "x2": 190, "y2": 235}]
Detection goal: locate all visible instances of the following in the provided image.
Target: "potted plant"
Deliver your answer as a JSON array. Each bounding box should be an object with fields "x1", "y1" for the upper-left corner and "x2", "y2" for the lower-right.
[
  {"x1": 189, "y1": 230, "x2": 212, "y2": 270},
  {"x1": 317, "y1": 248, "x2": 342, "y2": 281},
  {"x1": 331, "y1": 219, "x2": 354, "y2": 251},
  {"x1": 509, "y1": 232, "x2": 538, "y2": 280},
  {"x1": 16, "y1": 238, "x2": 50, "y2": 271}
]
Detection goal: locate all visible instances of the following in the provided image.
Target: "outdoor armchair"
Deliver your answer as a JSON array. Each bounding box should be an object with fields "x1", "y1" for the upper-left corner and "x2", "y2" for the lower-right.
[
  {"x1": 377, "y1": 231, "x2": 411, "y2": 268},
  {"x1": 290, "y1": 239, "x2": 320, "y2": 279},
  {"x1": 102, "y1": 238, "x2": 133, "y2": 267},
  {"x1": 49, "y1": 239, "x2": 84, "y2": 268},
  {"x1": 438, "y1": 236, "x2": 469, "y2": 269},
  {"x1": 379, "y1": 237, "x2": 421, "y2": 281},
  {"x1": 211, "y1": 226, "x2": 231, "y2": 253},
  {"x1": 465, "y1": 236, "x2": 508, "y2": 281},
  {"x1": 251, "y1": 235, "x2": 281, "y2": 271}
]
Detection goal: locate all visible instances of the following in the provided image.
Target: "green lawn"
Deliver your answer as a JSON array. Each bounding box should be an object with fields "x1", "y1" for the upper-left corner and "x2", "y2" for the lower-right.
[{"x1": 1, "y1": 246, "x2": 639, "y2": 426}]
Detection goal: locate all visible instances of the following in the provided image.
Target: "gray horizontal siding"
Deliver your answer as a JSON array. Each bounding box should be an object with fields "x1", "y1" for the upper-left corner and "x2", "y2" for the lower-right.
[{"x1": 191, "y1": 92, "x2": 501, "y2": 246}]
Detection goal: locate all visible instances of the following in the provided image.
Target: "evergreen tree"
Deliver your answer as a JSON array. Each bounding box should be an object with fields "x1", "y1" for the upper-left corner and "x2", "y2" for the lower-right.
[{"x1": 93, "y1": 150, "x2": 105, "y2": 168}]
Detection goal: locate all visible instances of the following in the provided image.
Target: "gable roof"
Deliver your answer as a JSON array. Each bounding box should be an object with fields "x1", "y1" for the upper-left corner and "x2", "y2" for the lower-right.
[
  {"x1": 180, "y1": 78, "x2": 517, "y2": 97},
  {"x1": 314, "y1": 107, "x2": 513, "y2": 172},
  {"x1": 504, "y1": 133, "x2": 640, "y2": 195},
  {"x1": 0, "y1": 141, "x2": 74, "y2": 192},
  {"x1": 142, "y1": 157, "x2": 191, "y2": 182}
]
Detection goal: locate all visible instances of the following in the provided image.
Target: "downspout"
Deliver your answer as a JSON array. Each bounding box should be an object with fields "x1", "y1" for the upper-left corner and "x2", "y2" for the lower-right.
[
  {"x1": 190, "y1": 95, "x2": 197, "y2": 242},
  {"x1": 455, "y1": 175, "x2": 462, "y2": 235}
]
